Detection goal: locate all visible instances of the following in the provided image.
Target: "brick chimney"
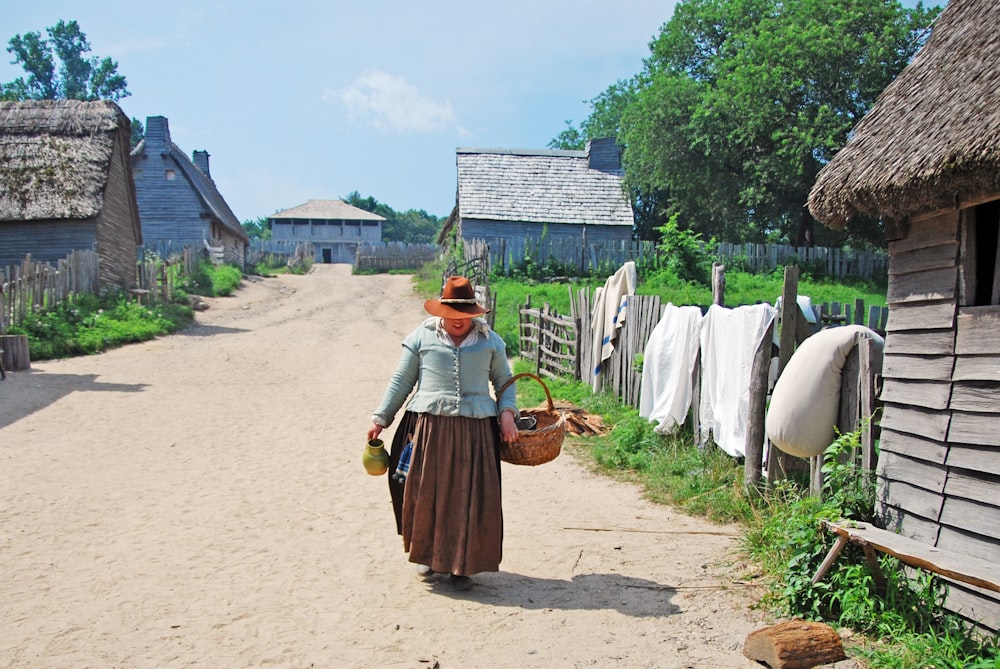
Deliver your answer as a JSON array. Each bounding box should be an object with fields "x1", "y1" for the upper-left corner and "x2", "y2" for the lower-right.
[
  {"x1": 192, "y1": 150, "x2": 211, "y2": 177},
  {"x1": 144, "y1": 116, "x2": 170, "y2": 148}
]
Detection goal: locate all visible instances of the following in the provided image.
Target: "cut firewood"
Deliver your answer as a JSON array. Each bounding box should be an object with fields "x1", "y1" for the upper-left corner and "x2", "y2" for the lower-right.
[{"x1": 742, "y1": 619, "x2": 846, "y2": 669}]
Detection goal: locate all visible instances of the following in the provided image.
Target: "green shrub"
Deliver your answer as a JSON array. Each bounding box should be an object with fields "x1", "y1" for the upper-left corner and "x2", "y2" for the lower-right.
[{"x1": 10, "y1": 293, "x2": 191, "y2": 360}]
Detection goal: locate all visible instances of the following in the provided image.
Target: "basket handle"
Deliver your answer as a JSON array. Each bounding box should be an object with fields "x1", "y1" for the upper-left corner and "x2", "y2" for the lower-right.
[{"x1": 498, "y1": 372, "x2": 556, "y2": 413}]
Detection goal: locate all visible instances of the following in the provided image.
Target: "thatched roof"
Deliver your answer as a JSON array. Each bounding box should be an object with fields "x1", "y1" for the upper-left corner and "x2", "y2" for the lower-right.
[
  {"x1": 808, "y1": 0, "x2": 1000, "y2": 230},
  {"x1": 270, "y1": 199, "x2": 386, "y2": 221},
  {"x1": 0, "y1": 99, "x2": 128, "y2": 221}
]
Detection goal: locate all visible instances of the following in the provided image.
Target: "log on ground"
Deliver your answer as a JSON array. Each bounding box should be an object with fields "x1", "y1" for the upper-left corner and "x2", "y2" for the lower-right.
[{"x1": 742, "y1": 619, "x2": 846, "y2": 669}]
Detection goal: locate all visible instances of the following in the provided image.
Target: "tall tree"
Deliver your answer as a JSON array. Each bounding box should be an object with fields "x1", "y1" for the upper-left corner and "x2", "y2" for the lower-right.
[
  {"x1": 559, "y1": 0, "x2": 939, "y2": 246},
  {"x1": 2, "y1": 20, "x2": 129, "y2": 101},
  {"x1": 343, "y1": 191, "x2": 442, "y2": 244},
  {"x1": 624, "y1": 0, "x2": 939, "y2": 246}
]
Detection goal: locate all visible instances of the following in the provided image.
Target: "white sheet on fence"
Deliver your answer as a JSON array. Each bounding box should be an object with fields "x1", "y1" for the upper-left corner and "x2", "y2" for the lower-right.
[
  {"x1": 639, "y1": 303, "x2": 703, "y2": 434},
  {"x1": 590, "y1": 261, "x2": 637, "y2": 392},
  {"x1": 698, "y1": 303, "x2": 776, "y2": 458}
]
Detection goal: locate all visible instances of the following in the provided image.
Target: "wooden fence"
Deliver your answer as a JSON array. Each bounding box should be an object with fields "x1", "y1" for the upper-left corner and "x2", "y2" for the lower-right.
[
  {"x1": 1, "y1": 248, "x2": 199, "y2": 334},
  {"x1": 714, "y1": 242, "x2": 888, "y2": 280},
  {"x1": 1, "y1": 251, "x2": 101, "y2": 333},
  {"x1": 518, "y1": 265, "x2": 885, "y2": 493},
  {"x1": 354, "y1": 241, "x2": 439, "y2": 272},
  {"x1": 467, "y1": 236, "x2": 888, "y2": 281}
]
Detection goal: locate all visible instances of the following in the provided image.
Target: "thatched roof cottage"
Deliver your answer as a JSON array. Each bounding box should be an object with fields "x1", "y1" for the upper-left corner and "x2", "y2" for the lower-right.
[
  {"x1": 0, "y1": 99, "x2": 142, "y2": 289},
  {"x1": 808, "y1": 0, "x2": 999, "y2": 630}
]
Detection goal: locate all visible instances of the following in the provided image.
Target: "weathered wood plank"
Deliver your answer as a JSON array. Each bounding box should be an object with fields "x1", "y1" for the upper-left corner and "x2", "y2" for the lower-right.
[
  {"x1": 822, "y1": 520, "x2": 1000, "y2": 594},
  {"x1": 939, "y1": 582, "x2": 1000, "y2": 631},
  {"x1": 880, "y1": 378, "x2": 951, "y2": 411},
  {"x1": 878, "y1": 450, "x2": 947, "y2": 494},
  {"x1": 883, "y1": 330, "x2": 955, "y2": 356},
  {"x1": 940, "y1": 497, "x2": 1000, "y2": 543},
  {"x1": 879, "y1": 428, "x2": 948, "y2": 464},
  {"x1": 881, "y1": 403, "x2": 951, "y2": 442},
  {"x1": 889, "y1": 242, "x2": 959, "y2": 276},
  {"x1": 885, "y1": 300, "x2": 956, "y2": 332},
  {"x1": 953, "y1": 355, "x2": 1000, "y2": 381},
  {"x1": 949, "y1": 411, "x2": 1000, "y2": 447},
  {"x1": 878, "y1": 477, "x2": 945, "y2": 521},
  {"x1": 881, "y1": 354, "x2": 954, "y2": 381},
  {"x1": 947, "y1": 445, "x2": 1000, "y2": 477},
  {"x1": 889, "y1": 210, "x2": 959, "y2": 254},
  {"x1": 944, "y1": 470, "x2": 1000, "y2": 506},
  {"x1": 956, "y1": 309, "x2": 1000, "y2": 354},
  {"x1": 950, "y1": 382, "x2": 1000, "y2": 412},
  {"x1": 937, "y1": 526, "x2": 1000, "y2": 564},
  {"x1": 887, "y1": 266, "x2": 957, "y2": 304}
]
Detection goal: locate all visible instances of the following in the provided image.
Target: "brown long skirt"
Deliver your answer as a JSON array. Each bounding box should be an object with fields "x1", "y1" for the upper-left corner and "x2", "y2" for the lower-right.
[{"x1": 393, "y1": 413, "x2": 503, "y2": 576}]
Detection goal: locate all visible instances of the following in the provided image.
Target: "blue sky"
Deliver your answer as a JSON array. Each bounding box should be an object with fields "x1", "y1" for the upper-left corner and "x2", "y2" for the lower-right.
[{"x1": 3, "y1": 1, "x2": 677, "y2": 221}]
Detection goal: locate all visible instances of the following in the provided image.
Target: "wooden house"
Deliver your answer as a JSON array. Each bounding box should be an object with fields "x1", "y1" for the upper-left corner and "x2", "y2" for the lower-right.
[
  {"x1": 808, "y1": 0, "x2": 1000, "y2": 629},
  {"x1": 450, "y1": 138, "x2": 634, "y2": 250},
  {"x1": 0, "y1": 99, "x2": 141, "y2": 289},
  {"x1": 130, "y1": 116, "x2": 248, "y2": 266},
  {"x1": 269, "y1": 199, "x2": 385, "y2": 264}
]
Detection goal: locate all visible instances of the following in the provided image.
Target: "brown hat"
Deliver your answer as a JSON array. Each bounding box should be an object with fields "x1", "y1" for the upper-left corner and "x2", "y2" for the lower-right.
[{"x1": 424, "y1": 276, "x2": 489, "y2": 319}]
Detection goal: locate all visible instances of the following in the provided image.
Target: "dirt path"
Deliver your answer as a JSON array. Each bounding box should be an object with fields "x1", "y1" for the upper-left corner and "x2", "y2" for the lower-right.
[{"x1": 0, "y1": 264, "x2": 770, "y2": 668}]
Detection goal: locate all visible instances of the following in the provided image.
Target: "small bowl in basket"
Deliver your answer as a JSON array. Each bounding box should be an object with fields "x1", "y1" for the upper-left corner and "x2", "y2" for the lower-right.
[{"x1": 498, "y1": 372, "x2": 566, "y2": 466}]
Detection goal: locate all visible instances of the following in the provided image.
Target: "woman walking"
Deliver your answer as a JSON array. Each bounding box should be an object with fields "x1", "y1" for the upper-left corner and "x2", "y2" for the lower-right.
[{"x1": 368, "y1": 276, "x2": 519, "y2": 588}]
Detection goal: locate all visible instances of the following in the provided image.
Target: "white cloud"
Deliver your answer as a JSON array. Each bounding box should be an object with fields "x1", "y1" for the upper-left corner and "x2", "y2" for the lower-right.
[{"x1": 329, "y1": 70, "x2": 458, "y2": 134}]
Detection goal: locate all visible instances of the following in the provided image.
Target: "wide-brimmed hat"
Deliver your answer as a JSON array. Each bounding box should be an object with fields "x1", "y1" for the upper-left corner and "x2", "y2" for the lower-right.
[{"x1": 424, "y1": 276, "x2": 489, "y2": 319}]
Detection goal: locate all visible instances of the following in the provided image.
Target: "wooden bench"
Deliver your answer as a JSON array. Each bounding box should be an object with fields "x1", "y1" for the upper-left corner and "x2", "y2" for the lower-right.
[{"x1": 812, "y1": 520, "x2": 1000, "y2": 595}]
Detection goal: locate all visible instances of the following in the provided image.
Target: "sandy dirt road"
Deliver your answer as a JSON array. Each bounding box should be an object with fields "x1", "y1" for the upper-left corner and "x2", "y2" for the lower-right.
[{"x1": 0, "y1": 264, "x2": 771, "y2": 668}]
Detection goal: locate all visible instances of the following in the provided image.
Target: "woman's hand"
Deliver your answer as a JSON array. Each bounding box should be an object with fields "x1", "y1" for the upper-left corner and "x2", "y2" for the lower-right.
[
  {"x1": 499, "y1": 409, "x2": 519, "y2": 443},
  {"x1": 367, "y1": 423, "x2": 383, "y2": 441}
]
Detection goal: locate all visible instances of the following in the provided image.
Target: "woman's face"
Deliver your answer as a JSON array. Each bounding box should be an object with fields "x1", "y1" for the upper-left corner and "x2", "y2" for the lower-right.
[{"x1": 442, "y1": 317, "x2": 472, "y2": 339}]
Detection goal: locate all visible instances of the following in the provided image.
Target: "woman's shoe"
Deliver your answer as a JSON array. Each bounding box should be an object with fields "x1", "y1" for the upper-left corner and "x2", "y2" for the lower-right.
[
  {"x1": 449, "y1": 574, "x2": 473, "y2": 590},
  {"x1": 415, "y1": 564, "x2": 435, "y2": 579}
]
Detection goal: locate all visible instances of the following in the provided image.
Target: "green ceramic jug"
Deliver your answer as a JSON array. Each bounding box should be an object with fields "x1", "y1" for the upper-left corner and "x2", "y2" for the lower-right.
[{"x1": 363, "y1": 438, "x2": 390, "y2": 476}]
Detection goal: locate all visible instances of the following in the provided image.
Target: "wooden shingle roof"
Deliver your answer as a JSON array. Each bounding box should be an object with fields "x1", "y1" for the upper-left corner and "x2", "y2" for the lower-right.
[
  {"x1": 808, "y1": 0, "x2": 1000, "y2": 229},
  {"x1": 131, "y1": 116, "x2": 249, "y2": 243},
  {"x1": 270, "y1": 199, "x2": 385, "y2": 221},
  {"x1": 0, "y1": 99, "x2": 126, "y2": 221},
  {"x1": 456, "y1": 140, "x2": 633, "y2": 227}
]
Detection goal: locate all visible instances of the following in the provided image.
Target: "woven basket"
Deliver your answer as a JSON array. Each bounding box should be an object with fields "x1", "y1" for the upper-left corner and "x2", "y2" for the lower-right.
[{"x1": 497, "y1": 372, "x2": 566, "y2": 466}]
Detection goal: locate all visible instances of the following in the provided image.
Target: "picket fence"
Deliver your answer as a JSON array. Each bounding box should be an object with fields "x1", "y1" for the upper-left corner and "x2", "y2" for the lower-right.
[
  {"x1": 466, "y1": 236, "x2": 888, "y2": 281},
  {"x1": 354, "y1": 241, "x2": 439, "y2": 272},
  {"x1": 1, "y1": 248, "x2": 199, "y2": 334}
]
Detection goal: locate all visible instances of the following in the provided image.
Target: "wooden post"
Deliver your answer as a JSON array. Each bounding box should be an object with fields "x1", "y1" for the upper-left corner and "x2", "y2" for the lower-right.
[
  {"x1": 745, "y1": 321, "x2": 774, "y2": 492},
  {"x1": 777, "y1": 266, "x2": 799, "y2": 375},
  {"x1": 0, "y1": 334, "x2": 30, "y2": 372},
  {"x1": 711, "y1": 262, "x2": 726, "y2": 306},
  {"x1": 769, "y1": 266, "x2": 799, "y2": 484}
]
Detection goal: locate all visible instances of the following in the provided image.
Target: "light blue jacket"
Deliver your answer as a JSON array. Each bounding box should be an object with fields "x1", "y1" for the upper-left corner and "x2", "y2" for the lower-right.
[{"x1": 372, "y1": 318, "x2": 517, "y2": 427}]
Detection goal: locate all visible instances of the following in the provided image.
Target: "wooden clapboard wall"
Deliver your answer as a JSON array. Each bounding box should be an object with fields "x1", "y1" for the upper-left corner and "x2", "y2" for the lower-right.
[{"x1": 878, "y1": 207, "x2": 1000, "y2": 630}]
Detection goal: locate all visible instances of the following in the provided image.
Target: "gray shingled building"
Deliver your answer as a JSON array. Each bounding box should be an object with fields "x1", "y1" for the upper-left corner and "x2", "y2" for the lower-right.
[{"x1": 452, "y1": 138, "x2": 634, "y2": 250}]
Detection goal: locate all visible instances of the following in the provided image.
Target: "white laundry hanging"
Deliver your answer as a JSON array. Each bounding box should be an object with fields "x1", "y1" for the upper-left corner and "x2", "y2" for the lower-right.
[
  {"x1": 638, "y1": 303, "x2": 703, "y2": 434},
  {"x1": 698, "y1": 303, "x2": 776, "y2": 457}
]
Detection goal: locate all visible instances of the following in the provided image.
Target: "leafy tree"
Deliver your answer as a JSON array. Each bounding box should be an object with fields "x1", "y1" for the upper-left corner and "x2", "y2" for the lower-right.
[
  {"x1": 241, "y1": 217, "x2": 271, "y2": 240},
  {"x1": 558, "y1": 0, "x2": 940, "y2": 247},
  {"x1": 2, "y1": 20, "x2": 129, "y2": 102},
  {"x1": 626, "y1": 0, "x2": 939, "y2": 247},
  {"x1": 130, "y1": 117, "x2": 144, "y2": 149},
  {"x1": 343, "y1": 191, "x2": 442, "y2": 244}
]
